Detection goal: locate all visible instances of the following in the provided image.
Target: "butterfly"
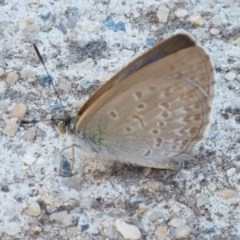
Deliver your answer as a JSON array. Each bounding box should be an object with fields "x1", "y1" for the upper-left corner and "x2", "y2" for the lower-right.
[{"x1": 57, "y1": 33, "x2": 214, "y2": 173}]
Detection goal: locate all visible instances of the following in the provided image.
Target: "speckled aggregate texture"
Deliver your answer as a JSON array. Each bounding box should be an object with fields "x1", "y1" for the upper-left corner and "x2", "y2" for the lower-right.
[{"x1": 0, "y1": 0, "x2": 240, "y2": 239}]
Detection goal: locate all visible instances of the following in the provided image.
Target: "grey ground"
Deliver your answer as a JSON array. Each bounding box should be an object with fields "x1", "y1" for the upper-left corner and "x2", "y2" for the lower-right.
[{"x1": 0, "y1": 0, "x2": 240, "y2": 239}]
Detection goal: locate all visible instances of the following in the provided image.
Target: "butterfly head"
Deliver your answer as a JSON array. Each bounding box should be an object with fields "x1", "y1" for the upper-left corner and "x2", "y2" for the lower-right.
[{"x1": 57, "y1": 114, "x2": 77, "y2": 134}]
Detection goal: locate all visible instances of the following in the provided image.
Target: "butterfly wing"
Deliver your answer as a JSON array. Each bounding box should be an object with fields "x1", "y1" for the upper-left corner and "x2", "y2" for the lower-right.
[
  {"x1": 78, "y1": 34, "x2": 196, "y2": 116},
  {"x1": 75, "y1": 35, "x2": 214, "y2": 169}
]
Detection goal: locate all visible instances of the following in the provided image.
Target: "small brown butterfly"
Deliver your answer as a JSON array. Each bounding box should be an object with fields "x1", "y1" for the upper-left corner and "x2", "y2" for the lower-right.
[{"x1": 58, "y1": 33, "x2": 214, "y2": 173}]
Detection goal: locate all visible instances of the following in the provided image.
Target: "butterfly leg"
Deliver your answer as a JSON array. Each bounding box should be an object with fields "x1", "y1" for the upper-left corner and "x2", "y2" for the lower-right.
[{"x1": 60, "y1": 144, "x2": 87, "y2": 178}]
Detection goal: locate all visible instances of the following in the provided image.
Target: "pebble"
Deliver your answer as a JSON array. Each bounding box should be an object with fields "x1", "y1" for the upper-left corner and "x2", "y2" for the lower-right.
[
  {"x1": 225, "y1": 72, "x2": 236, "y2": 81},
  {"x1": 174, "y1": 8, "x2": 188, "y2": 18},
  {"x1": 142, "y1": 180, "x2": 162, "y2": 191},
  {"x1": 226, "y1": 167, "x2": 236, "y2": 177},
  {"x1": 136, "y1": 207, "x2": 148, "y2": 216},
  {"x1": 157, "y1": 4, "x2": 169, "y2": 23},
  {"x1": 169, "y1": 218, "x2": 186, "y2": 228},
  {"x1": 211, "y1": 15, "x2": 222, "y2": 27},
  {"x1": 24, "y1": 18, "x2": 35, "y2": 26},
  {"x1": 208, "y1": 183, "x2": 217, "y2": 192},
  {"x1": 0, "y1": 51, "x2": 5, "y2": 67},
  {"x1": 3, "y1": 118, "x2": 20, "y2": 136},
  {"x1": 186, "y1": 197, "x2": 195, "y2": 208},
  {"x1": 143, "y1": 167, "x2": 152, "y2": 176},
  {"x1": 23, "y1": 127, "x2": 37, "y2": 141},
  {"x1": 189, "y1": 15, "x2": 204, "y2": 26},
  {"x1": 50, "y1": 211, "x2": 73, "y2": 226},
  {"x1": 234, "y1": 37, "x2": 240, "y2": 47},
  {"x1": 148, "y1": 211, "x2": 163, "y2": 222},
  {"x1": 236, "y1": 74, "x2": 240, "y2": 82},
  {"x1": 10, "y1": 103, "x2": 27, "y2": 118},
  {"x1": 58, "y1": 79, "x2": 72, "y2": 93},
  {"x1": 0, "y1": 99, "x2": 10, "y2": 112},
  {"x1": 154, "y1": 225, "x2": 168, "y2": 240},
  {"x1": 233, "y1": 161, "x2": 240, "y2": 169},
  {"x1": 22, "y1": 154, "x2": 37, "y2": 166},
  {"x1": 4, "y1": 222, "x2": 22, "y2": 236},
  {"x1": 0, "y1": 80, "x2": 7, "y2": 94},
  {"x1": 87, "y1": 225, "x2": 100, "y2": 235},
  {"x1": 175, "y1": 225, "x2": 191, "y2": 239},
  {"x1": 64, "y1": 199, "x2": 79, "y2": 209},
  {"x1": 24, "y1": 201, "x2": 41, "y2": 217},
  {"x1": 67, "y1": 227, "x2": 79, "y2": 237},
  {"x1": 115, "y1": 219, "x2": 141, "y2": 240},
  {"x1": 6, "y1": 71, "x2": 19, "y2": 84},
  {"x1": 30, "y1": 226, "x2": 42, "y2": 234},
  {"x1": 218, "y1": 188, "x2": 238, "y2": 200},
  {"x1": 196, "y1": 194, "x2": 210, "y2": 207},
  {"x1": 169, "y1": 218, "x2": 191, "y2": 238},
  {"x1": 20, "y1": 68, "x2": 36, "y2": 79},
  {"x1": 209, "y1": 28, "x2": 220, "y2": 35},
  {"x1": 0, "y1": 67, "x2": 4, "y2": 75}
]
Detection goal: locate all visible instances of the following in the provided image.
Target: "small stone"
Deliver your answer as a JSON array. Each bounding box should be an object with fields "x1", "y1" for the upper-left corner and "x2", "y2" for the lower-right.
[
  {"x1": 157, "y1": 4, "x2": 169, "y2": 23},
  {"x1": 0, "y1": 67, "x2": 4, "y2": 75},
  {"x1": 225, "y1": 72, "x2": 236, "y2": 81},
  {"x1": 67, "y1": 227, "x2": 79, "y2": 237},
  {"x1": 209, "y1": 28, "x2": 220, "y2": 35},
  {"x1": 6, "y1": 71, "x2": 19, "y2": 84},
  {"x1": 169, "y1": 218, "x2": 186, "y2": 228},
  {"x1": 196, "y1": 194, "x2": 210, "y2": 207},
  {"x1": 226, "y1": 167, "x2": 236, "y2": 177},
  {"x1": 136, "y1": 207, "x2": 148, "y2": 216},
  {"x1": 186, "y1": 197, "x2": 195, "y2": 208},
  {"x1": 58, "y1": 79, "x2": 72, "y2": 93},
  {"x1": 0, "y1": 99, "x2": 10, "y2": 112},
  {"x1": 174, "y1": 8, "x2": 188, "y2": 18},
  {"x1": 24, "y1": 201, "x2": 41, "y2": 217},
  {"x1": 142, "y1": 180, "x2": 162, "y2": 191},
  {"x1": 30, "y1": 226, "x2": 42, "y2": 234},
  {"x1": 21, "y1": 68, "x2": 36, "y2": 79},
  {"x1": 50, "y1": 211, "x2": 73, "y2": 226},
  {"x1": 0, "y1": 51, "x2": 5, "y2": 67},
  {"x1": 233, "y1": 161, "x2": 240, "y2": 169},
  {"x1": 90, "y1": 198, "x2": 102, "y2": 209},
  {"x1": 115, "y1": 219, "x2": 141, "y2": 240},
  {"x1": 143, "y1": 167, "x2": 152, "y2": 176},
  {"x1": 155, "y1": 225, "x2": 168, "y2": 240},
  {"x1": 148, "y1": 211, "x2": 163, "y2": 222},
  {"x1": 87, "y1": 224, "x2": 100, "y2": 235},
  {"x1": 3, "y1": 118, "x2": 20, "y2": 136},
  {"x1": 175, "y1": 225, "x2": 191, "y2": 239},
  {"x1": 23, "y1": 127, "x2": 37, "y2": 141},
  {"x1": 236, "y1": 74, "x2": 240, "y2": 82},
  {"x1": 0, "y1": 80, "x2": 7, "y2": 94},
  {"x1": 208, "y1": 183, "x2": 217, "y2": 192},
  {"x1": 189, "y1": 15, "x2": 204, "y2": 26},
  {"x1": 10, "y1": 103, "x2": 27, "y2": 118},
  {"x1": 65, "y1": 199, "x2": 79, "y2": 209},
  {"x1": 219, "y1": 188, "x2": 238, "y2": 200},
  {"x1": 22, "y1": 154, "x2": 37, "y2": 166},
  {"x1": 234, "y1": 38, "x2": 240, "y2": 47},
  {"x1": 4, "y1": 222, "x2": 22, "y2": 236},
  {"x1": 24, "y1": 18, "x2": 35, "y2": 25},
  {"x1": 211, "y1": 15, "x2": 222, "y2": 27}
]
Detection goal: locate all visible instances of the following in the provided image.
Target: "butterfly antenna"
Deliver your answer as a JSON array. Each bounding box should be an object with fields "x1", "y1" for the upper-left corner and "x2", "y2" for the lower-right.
[{"x1": 33, "y1": 44, "x2": 67, "y2": 117}]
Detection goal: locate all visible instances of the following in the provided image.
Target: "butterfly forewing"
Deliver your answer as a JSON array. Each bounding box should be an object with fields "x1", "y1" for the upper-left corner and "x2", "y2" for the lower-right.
[
  {"x1": 77, "y1": 34, "x2": 196, "y2": 116},
  {"x1": 74, "y1": 34, "x2": 214, "y2": 169}
]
